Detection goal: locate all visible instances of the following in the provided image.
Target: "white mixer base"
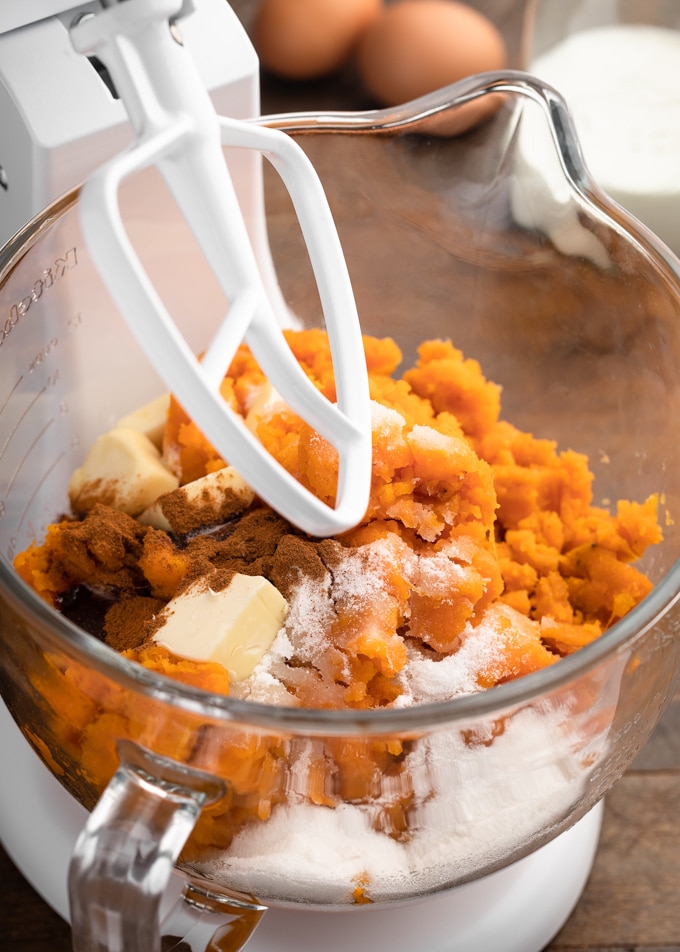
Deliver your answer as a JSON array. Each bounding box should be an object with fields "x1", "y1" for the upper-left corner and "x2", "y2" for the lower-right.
[{"x1": 0, "y1": 698, "x2": 601, "y2": 952}]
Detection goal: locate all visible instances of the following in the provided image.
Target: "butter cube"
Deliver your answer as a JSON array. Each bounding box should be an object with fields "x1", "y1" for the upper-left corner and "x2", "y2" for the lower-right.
[
  {"x1": 139, "y1": 465, "x2": 255, "y2": 535},
  {"x1": 153, "y1": 574, "x2": 287, "y2": 681},
  {"x1": 116, "y1": 393, "x2": 170, "y2": 450},
  {"x1": 69, "y1": 427, "x2": 179, "y2": 516}
]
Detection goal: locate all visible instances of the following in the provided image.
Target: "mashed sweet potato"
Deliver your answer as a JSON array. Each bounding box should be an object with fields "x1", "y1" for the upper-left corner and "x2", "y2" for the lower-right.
[
  {"x1": 16, "y1": 332, "x2": 661, "y2": 704},
  {"x1": 12, "y1": 330, "x2": 662, "y2": 857}
]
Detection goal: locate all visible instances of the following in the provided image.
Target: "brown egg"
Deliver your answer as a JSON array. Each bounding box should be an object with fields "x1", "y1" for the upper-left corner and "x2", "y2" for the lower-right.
[
  {"x1": 254, "y1": 0, "x2": 383, "y2": 81},
  {"x1": 356, "y1": 0, "x2": 507, "y2": 135}
]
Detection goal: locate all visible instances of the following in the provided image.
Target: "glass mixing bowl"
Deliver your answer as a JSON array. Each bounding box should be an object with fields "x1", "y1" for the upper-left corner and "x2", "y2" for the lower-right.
[{"x1": 2, "y1": 73, "x2": 680, "y2": 951}]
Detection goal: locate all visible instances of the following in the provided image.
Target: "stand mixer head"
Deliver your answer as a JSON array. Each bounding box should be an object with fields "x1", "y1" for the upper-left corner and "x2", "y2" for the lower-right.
[{"x1": 0, "y1": 0, "x2": 257, "y2": 249}]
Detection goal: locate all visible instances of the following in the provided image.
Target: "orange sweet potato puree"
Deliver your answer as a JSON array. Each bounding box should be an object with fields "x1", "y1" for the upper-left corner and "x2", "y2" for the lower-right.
[
  {"x1": 17, "y1": 331, "x2": 661, "y2": 687},
  {"x1": 13, "y1": 331, "x2": 661, "y2": 858},
  {"x1": 159, "y1": 330, "x2": 660, "y2": 658}
]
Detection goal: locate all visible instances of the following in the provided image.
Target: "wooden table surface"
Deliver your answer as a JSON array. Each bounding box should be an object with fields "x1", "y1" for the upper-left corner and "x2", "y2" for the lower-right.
[{"x1": 4, "y1": 2, "x2": 680, "y2": 950}]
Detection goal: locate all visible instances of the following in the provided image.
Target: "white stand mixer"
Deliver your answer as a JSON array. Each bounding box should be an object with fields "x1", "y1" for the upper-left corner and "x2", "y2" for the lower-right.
[
  {"x1": 0, "y1": 0, "x2": 259, "y2": 251},
  {"x1": 0, "y1": 3, "x2": 604, "y2": 949}
]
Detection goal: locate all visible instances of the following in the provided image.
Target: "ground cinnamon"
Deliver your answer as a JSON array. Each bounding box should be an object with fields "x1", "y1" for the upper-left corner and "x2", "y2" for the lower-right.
[
  {"x1": 158, "y1": 480, "x2": 251, "y2": 536},
  {"x1": 104, "y1": 595, "x2": 166, "y2": 651},
  {"x1": 50, "y1": 503, "x2": 324, "y2": 654},
  {"x1": 269, "y1": 534, "x2": 329, "y2": 600}
]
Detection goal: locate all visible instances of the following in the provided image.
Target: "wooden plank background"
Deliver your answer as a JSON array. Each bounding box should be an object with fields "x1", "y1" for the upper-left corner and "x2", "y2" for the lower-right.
[{"x1": 546, "y1": 687, "x2": 680, "y2": 952}]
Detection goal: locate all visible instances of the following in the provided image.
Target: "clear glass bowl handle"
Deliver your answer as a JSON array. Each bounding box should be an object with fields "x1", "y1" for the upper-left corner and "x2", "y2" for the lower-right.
[{"x1": 67, "y1": 739, "x2": 265, "y2": 951}]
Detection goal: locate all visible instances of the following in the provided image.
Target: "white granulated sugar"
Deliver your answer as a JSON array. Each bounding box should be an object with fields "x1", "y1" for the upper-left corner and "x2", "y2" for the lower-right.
[
  {"x1": 437, "y1": 533, "x2": 481, "y2": 564},
  {"x1": 230, "y1": 627, "x2": 295, "y2": 703},
  {"x1": 232, "y1": 668, "x2": 297, "y2": 705},
  {"x1": 370, "y1": 401, "x2": 410, "y2": 455},
  {"x1": 407, "y1": 424, "x2": 456, "y2": 452},
  {"x1": 395, "y1": 607, "x2": 513, "y2": 704},
  {"x1": 240, "y1": 539, "x2": 531, "y2": 706},
  {"x1": 239, "y1": 537, "x2": 416, "y2": 694},
  {"x1": 284, "y1": 575, "x2": 335, "y2": 661},
  {"x1": 395, "y1": 642, "x2": 479, "y2": 703},
  {"x1": 214, "y1": 802, "x2": 411, "y2": 903},
  {"x1": 334, "y1": 536, "x2": 413, "y2": 603},
  {"x1": 370, "y1": 401, "x2": 406, "y2": 432},
  {"x1": 196, "y1": 706, "x2": 593, "y2": 903},
  {"x1": 399, "y1": 708, "x2": 588, "y2": 880},
  {"x1": 269, "y1": 626, "x2": 294, "y2": 661},
  {"x1": 199, "y1": 540, "x2": 601, "y2": 903},
  {"x1": 211, "y1": 508, "x2": 602, "y2": 903},
  {"x1": 413, "y1": 552, "x2": 472, "y2": 595}
]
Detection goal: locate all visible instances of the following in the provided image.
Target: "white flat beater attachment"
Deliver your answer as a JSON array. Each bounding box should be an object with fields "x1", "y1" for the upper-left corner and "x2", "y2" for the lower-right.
[{"x1": 69, "y1": 0, "x2": 372, "y2": 537}]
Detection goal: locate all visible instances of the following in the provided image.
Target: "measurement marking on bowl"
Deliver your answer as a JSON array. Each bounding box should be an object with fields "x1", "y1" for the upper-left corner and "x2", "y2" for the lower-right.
[
  {"x1": 0, "y1": 380, "x2": 47, "y2": 461},
  {"x1": 0, "y1": 374, "x2": 23, "y2": 418},
  {"x1": 27, "y1": 338, "x2": 59, "y2": 374},
  {"x1": 13, "y1": 451, "x2": 66, "y2": 550},
  {"x1": 4, "y1": 417, "x2": 55, "y2": 500}
]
